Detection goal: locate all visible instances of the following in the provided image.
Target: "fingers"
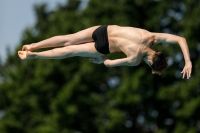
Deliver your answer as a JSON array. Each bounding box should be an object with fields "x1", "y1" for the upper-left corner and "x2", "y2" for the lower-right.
[
  {"x1": 89, "y1": 57, "x2": 103, "y2": 64},
  {"x1": 89, "y1": 57, "x2": 95, "y2": 61},
  {"x1": 181, "y1": 69, "x2": 191, "y2": 79},
  {"x1": 181, "y1": 71, "x2": 185, "y2": 79},
  {"x1": 187, "y1": 71, "x2": 190, "y2": 79},
  {"x1": 188, "y1": 69, "x2": 191, "y2": 79},
  {"x1": 89, "y1": 57, "x2": 100, "y2": 64},
  {"x1": 189, "y1": 69, "x2": 192, "y2": 77},
  {"x1": 18, "y1": 51, "x2": 23, "y2": 55},
  {"x1": 89, "y1": 57, "x2": 96, "y2": 62}
]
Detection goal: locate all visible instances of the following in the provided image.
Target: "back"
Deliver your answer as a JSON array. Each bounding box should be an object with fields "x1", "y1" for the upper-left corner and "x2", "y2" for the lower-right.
[{"x1": 107, "y1": 25, "x2": 153, "y2": 55}]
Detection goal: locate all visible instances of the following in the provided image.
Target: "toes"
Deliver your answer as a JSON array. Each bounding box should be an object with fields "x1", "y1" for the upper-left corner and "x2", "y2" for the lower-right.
[{"x1": 18, "y1": 51, "x2": 22, "y2": 55}]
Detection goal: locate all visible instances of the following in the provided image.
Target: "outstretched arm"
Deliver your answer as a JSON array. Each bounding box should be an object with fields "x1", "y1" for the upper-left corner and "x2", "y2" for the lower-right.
[
  {"x1": 153, "y1": 33, "x2": 192, "y2": 79},
  {"x1": 90, "y1": 56, "x2": 135, "y2": 67}
]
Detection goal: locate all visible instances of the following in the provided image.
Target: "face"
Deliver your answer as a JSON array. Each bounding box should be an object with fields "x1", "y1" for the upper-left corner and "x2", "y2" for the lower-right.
[{"x1": 144, "y1": 58, "x2": 161, "y2": 75}]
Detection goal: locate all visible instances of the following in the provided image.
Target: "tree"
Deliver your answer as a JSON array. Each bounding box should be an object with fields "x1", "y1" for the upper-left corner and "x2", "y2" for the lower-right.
[{"x1": 0, "y1": 0, "x2": 199, "y2": 133}]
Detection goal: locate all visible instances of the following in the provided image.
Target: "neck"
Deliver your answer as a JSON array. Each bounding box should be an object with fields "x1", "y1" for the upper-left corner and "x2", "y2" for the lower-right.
[
  {"x1": 143, "y1": 47, "x2": 156, "y2": 61},
  {"x1": 145, "y1": 47, "x2": 155, "y2": 55}
]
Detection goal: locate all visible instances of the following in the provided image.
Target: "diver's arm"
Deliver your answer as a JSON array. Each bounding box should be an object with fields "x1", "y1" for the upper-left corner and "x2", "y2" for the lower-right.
[
  {"x1": 89, "y1": 56, "x2": 135, "y2": 67},
  {"x1": 103, "y1": 57, "x2": 136, "y2": 67},
  {"x1": 153, "y1": 33, "x2": 192, "y2": 79},
  {"x1": 153, "y1": 33, "x2": 190, "y2": 62}
]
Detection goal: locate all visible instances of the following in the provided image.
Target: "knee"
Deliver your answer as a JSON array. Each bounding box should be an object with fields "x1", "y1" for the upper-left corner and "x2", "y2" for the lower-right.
[
  {"x1": 63, "y1": 47, "x2": 75, "y2": 58},
  {"x1": 63, "y1": 34, "x2": 75, "y2": 46}
]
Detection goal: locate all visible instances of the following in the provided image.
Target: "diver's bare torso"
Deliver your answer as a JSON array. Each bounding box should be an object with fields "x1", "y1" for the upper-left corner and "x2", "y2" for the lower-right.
[{"x1": 107, "y1": 25, "x2": 154, "y2": 65}]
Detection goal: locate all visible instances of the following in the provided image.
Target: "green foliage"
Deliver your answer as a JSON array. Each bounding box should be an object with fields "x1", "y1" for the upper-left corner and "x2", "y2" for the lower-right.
[{"x1": 0, "y1": 0, "x2": 200, "y2": 133}]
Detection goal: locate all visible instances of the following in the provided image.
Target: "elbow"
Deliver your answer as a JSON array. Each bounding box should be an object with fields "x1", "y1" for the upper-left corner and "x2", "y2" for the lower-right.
[
  {"x1": 175, "y1": 37, "x2": 186, "y2": 45},
  {"x1": 181, "y1": 37, "x2": 186, "y2": 41},
  {"x1": 104, "y1": 60, "x2": 113, "y2": 67},
  {"x1": 127, "y1": 58, "x2": 133, "y2": 64},
  {"x1": 179, "y1": 37, "x2": 186, "y2": 43}
]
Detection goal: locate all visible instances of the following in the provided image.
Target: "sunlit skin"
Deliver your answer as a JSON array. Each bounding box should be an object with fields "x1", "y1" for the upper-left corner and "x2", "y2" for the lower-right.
[{"x1": 18, "y1": 25, "x2": 192, "y2": 79}]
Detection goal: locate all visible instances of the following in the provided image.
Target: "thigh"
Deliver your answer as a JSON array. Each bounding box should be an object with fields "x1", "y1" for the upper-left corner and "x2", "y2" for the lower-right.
[
  {"x1": 65, "y1": 26, "x2": 100, "y2": 46},
  {"x1": 67, "y1": 42, "x2": 103, "y2": 57}
]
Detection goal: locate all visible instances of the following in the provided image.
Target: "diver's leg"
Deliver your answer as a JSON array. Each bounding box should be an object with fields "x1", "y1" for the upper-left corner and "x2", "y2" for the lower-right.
[
  {"x1": 18, "y1": 42, "x2": 103, "y2": 60},
  {"x1": 22, "y1": 26, "x2": 100, "y2": 51}
]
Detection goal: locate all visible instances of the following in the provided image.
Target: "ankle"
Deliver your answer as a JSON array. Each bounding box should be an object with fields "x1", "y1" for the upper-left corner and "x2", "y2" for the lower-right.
[
  {"x1": 30, "y1": 43, "x2": 36, "y2": 50},
  {"x1": 27, "y1": 51, "x2": 36, "y2": 59}
]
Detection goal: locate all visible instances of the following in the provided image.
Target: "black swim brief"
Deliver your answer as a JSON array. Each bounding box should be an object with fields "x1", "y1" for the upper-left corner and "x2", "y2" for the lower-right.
[{"x1": 92, "y1": 25, "x2": 110, "y2": 55}]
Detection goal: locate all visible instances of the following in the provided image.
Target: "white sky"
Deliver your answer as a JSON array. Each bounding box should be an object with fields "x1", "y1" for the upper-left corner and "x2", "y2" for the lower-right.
[{"x1": 0, "y1": 0, "x2": 69, "y2": 63}]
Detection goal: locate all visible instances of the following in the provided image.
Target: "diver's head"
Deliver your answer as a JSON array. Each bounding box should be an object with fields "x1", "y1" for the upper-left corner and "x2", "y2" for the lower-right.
[{"x1": 144, "y1": 51, "x2": 168, "y2": 75}]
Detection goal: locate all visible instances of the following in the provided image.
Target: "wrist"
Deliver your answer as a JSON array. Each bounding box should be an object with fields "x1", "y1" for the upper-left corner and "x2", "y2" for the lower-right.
[
  {"x1": 28, "y1": 51, "x2": 37, "y2": 59},
  {"x1": 185, "y1": 60, "x2": 191, "y2": 62},
  {"x1": 104, "y1": 59, "x2": 111, "y2": 67}
]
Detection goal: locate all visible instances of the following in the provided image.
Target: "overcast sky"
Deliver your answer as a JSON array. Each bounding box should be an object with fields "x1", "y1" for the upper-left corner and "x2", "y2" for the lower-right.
[{"x1": 0, "y1": 0, "x2": 88, "y2": 63}]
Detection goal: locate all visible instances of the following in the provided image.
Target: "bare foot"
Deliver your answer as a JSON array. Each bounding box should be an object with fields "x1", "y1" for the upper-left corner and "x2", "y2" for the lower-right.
[
  {"x1": 18, "y1": 51, "x2": 33, "y2": 60},
  {"x1": 22, "y1": 45, "x2": 33, "y2": 51}
]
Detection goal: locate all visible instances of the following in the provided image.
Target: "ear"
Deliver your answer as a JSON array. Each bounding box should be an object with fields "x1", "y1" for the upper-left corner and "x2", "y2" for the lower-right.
[{"x1": 148, "y1": 59, "x2": 153, "y2": 65}]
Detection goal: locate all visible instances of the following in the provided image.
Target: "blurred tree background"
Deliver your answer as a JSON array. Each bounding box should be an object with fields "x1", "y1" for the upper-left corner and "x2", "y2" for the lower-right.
[{"x1": 0, "y1": 0, "x2": 200, "y2": 133}]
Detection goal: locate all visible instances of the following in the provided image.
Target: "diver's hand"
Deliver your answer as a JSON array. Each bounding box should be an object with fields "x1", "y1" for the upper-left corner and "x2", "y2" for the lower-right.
[
  {"x1": 181, "y1": 60, "x2": 192, "y2": 79},
  {"x1": 89, "y1": 56, "x2": 107, "y2": 64}
]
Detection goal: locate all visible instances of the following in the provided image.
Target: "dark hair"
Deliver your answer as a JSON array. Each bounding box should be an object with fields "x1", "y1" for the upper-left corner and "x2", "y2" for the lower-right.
[{"x1": 151, "y1": 52, "x2": 168, "y2": 72}]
